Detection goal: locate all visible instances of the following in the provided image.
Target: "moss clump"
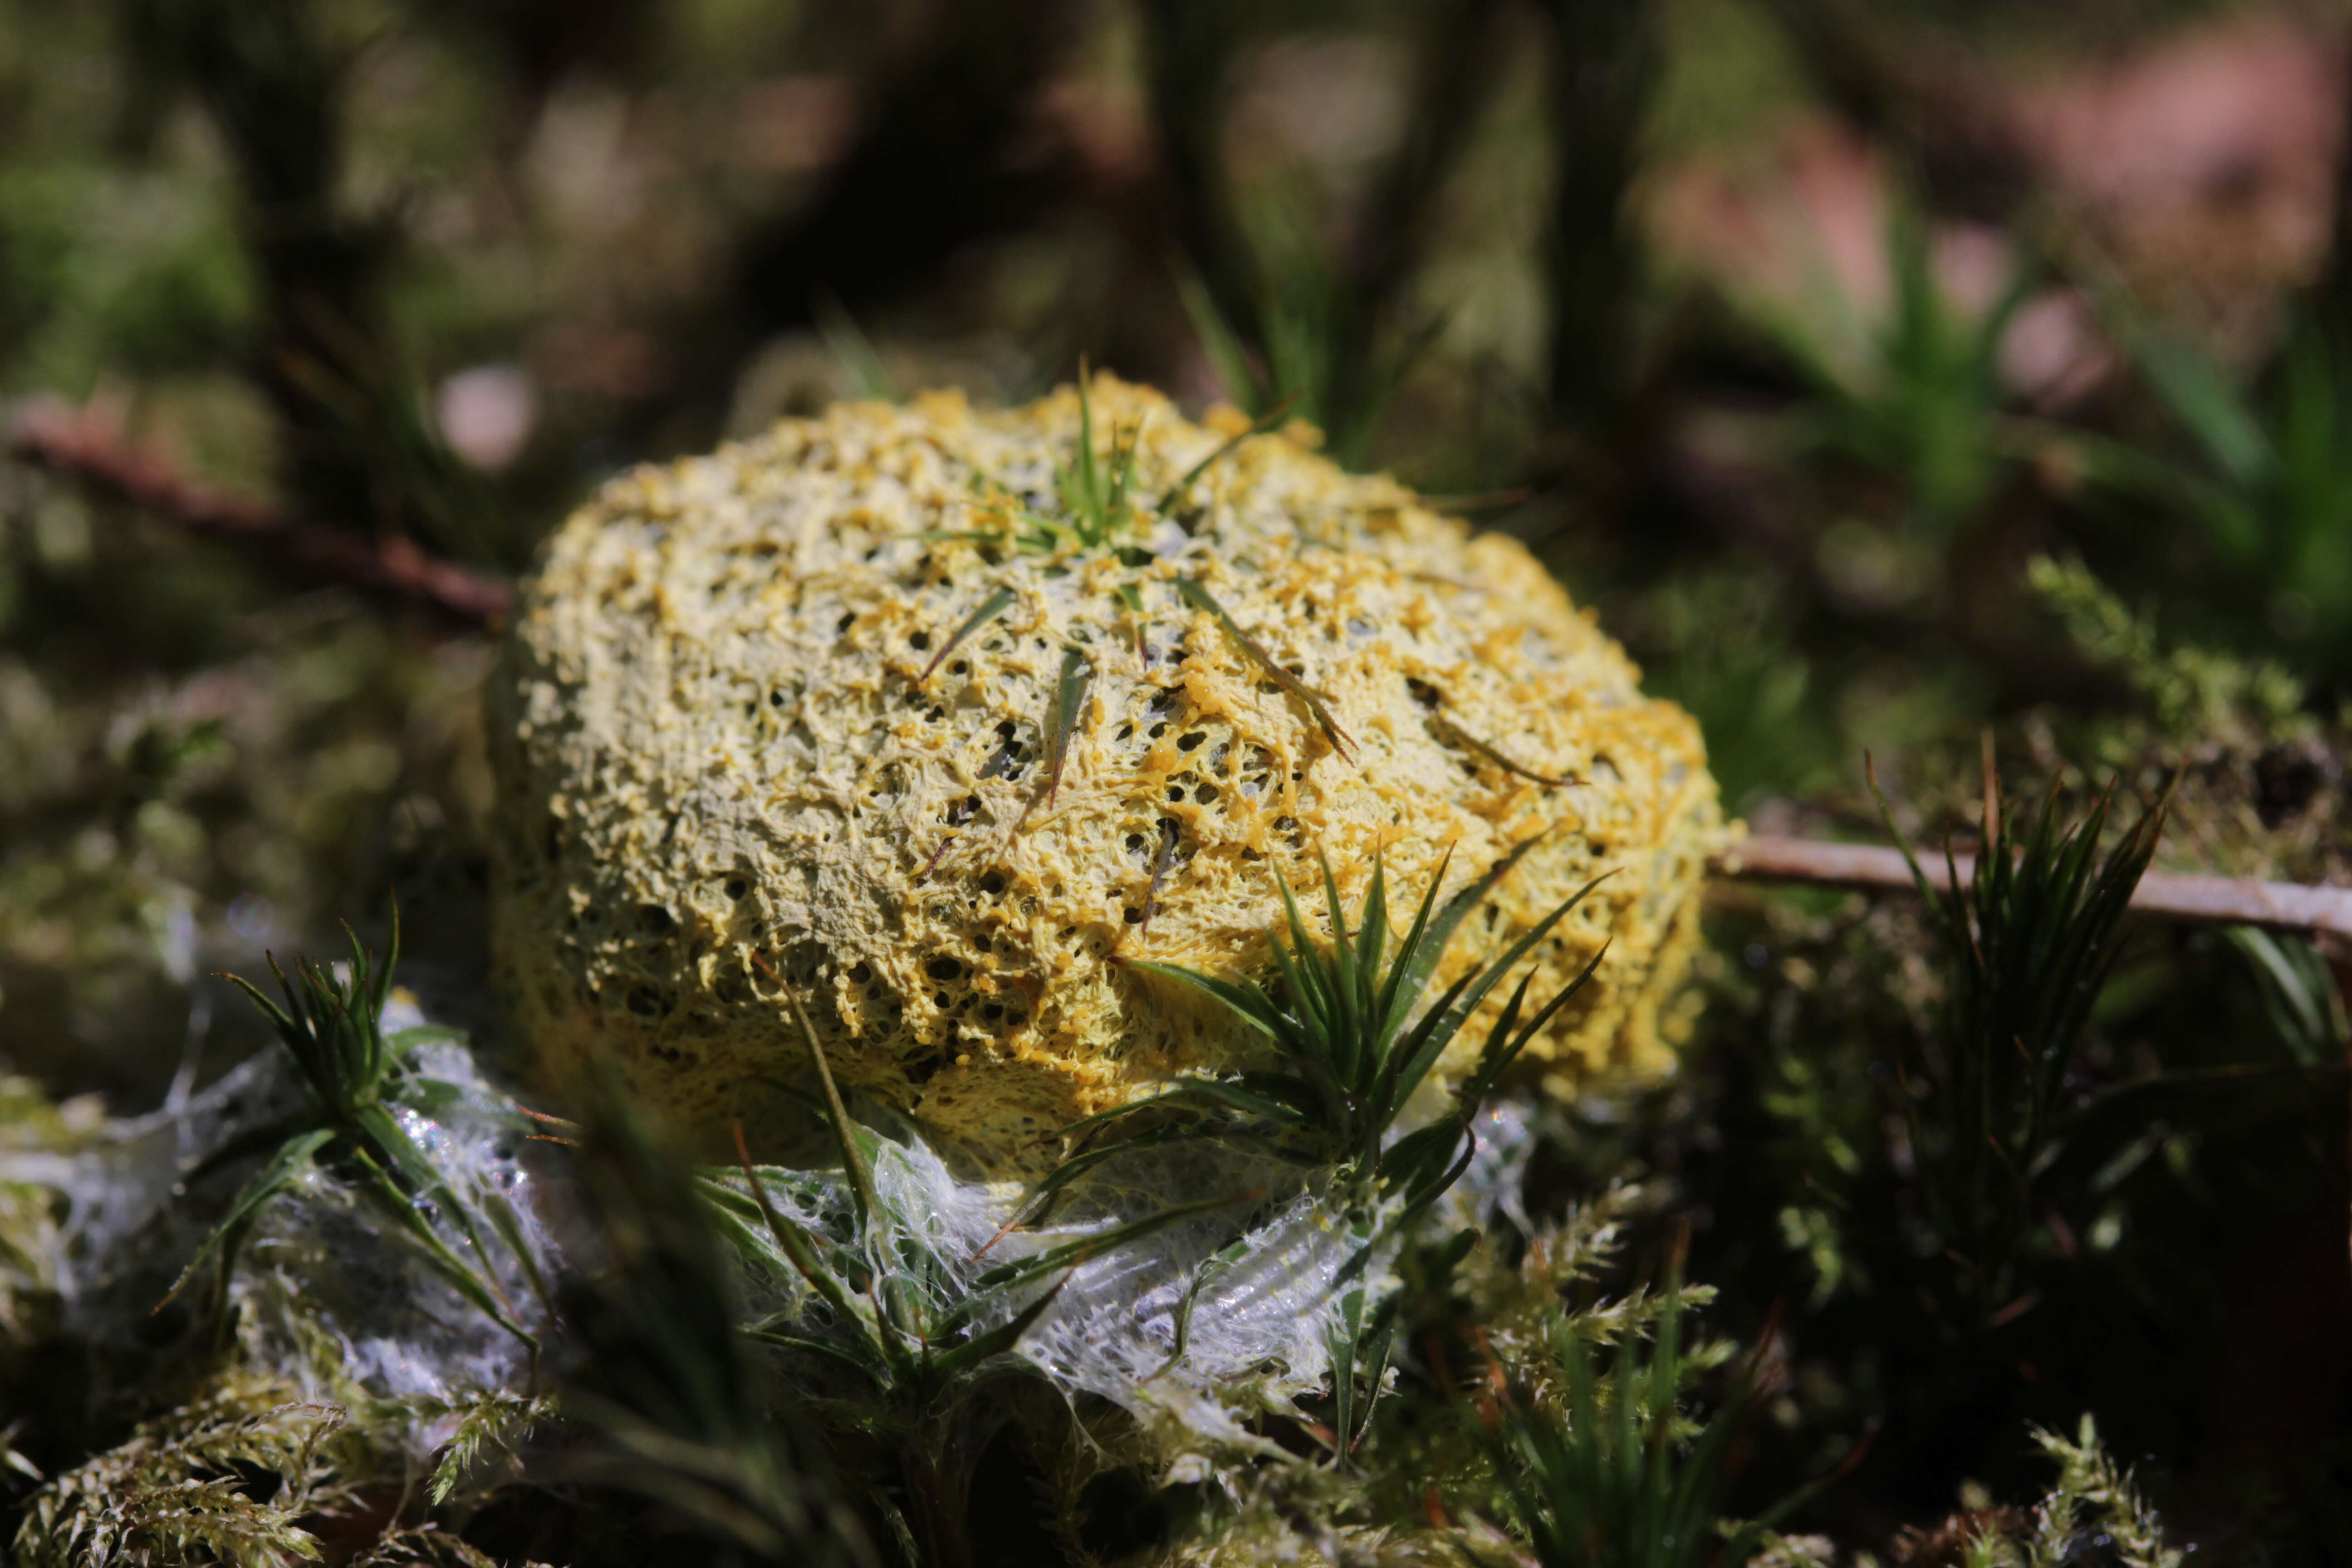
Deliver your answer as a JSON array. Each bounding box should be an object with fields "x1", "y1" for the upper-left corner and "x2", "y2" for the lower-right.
[{"x1": 489, "y1": 377, "x2": 1726, "y2": 1169}]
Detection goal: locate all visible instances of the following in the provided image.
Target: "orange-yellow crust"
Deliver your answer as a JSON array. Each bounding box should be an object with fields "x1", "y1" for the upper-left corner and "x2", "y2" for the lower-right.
[{"x1": 488, "y1": 378, "x2": 1727, "y2": 1170}]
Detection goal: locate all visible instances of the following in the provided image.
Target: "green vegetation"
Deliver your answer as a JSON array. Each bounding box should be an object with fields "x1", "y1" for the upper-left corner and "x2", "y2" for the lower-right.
[
  {"x1": 1871, "y1": 763, "x2": 2170, "y2": 1329},
  {"x1": 169, "y1": 921, "x2": 544, "y2": 1353},
  {"x1": 1068, "y1": 848, "x2": 1603, "y2": 1220},
  {"x1": 557, "y1": 1078, "x2": 874, "y2": 1568},
  {"x1": 704, "y1": 998, "x2": 1217, "y2": 1568},
  {"x1": 16, "y1": 1381, "x2": 369, "y2": 1568},
  {"x1": 1469, "y1": 1269, "x2": 1803, "y2": 1568},
  {"x1": 3, "y1": 0, "x2": 2351, "y2": 1563}
]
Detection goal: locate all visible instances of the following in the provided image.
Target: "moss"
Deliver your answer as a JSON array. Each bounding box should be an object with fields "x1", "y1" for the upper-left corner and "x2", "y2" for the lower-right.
[{"x1": 13, "y1": 1368, "x2": 377, "y2": 1568}]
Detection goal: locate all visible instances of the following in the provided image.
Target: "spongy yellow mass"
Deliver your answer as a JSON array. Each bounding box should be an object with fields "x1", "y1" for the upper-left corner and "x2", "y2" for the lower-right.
[{"x1": 489, "y1": 378, "x2": 1727, "y2": 1171}]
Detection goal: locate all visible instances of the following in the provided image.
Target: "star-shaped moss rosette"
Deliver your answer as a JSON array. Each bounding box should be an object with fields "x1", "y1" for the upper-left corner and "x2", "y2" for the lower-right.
[{"x1": 489, "y1": 375, "x2": 1727, "y2": 1171}]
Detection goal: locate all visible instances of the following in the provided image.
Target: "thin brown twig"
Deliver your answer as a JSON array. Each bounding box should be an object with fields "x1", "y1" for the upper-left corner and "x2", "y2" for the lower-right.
[
  {"x1": 1729, "y1": 829, "x2": 2352, "y2": 1269},
  {"x1": 1717, "y1": 834, "x2": 2352, "y2": 941},
  {"x1": 5, "y1": 397, "x2": 510, "y2": 626}
]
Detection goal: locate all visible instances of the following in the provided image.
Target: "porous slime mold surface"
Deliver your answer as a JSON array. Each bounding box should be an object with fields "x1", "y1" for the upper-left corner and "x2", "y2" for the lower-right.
[{"x1": 489, "y1": 378, "x2": 1726, "y2": 1171}]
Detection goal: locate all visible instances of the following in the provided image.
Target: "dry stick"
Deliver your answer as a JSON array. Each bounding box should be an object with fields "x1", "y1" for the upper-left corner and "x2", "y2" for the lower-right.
[
  {"x1": 1718, "y1": 834, "x2": 2352, "y2": 941},
  {"x1": 6, "y1": 398, "x2": 511, "y2": 626},
  {"x1": 1727, "y1": 832, "x2": 2352, "y2": 1272}
]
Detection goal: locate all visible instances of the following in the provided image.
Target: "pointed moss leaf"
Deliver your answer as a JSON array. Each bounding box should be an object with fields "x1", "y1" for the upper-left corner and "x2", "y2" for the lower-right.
[
  {"x1": 1023, "y1": 1122, "x2": 1219, "y2": 1216},
  {"x1": 1158, "y1": 395, "x2": 1298, "y2": 514},
  {"x1": 745, "y1": 1327, "x2": 884, "y2": 1380},
  {"x1": 779, "y1": 980, "x2": 876, "y2": 1229},
  {"x1": 1472, "y1": 1265, "x2": 1833, "y2": 1568},
  {"x1": 159, "y1": 1126, "x2": 335, "y2": 1311},
  {"x1": 930, "y1": 1274, "x2": 1069, "y2": 1379},
  {"x1": 1407, "y1": 872, "x2": 1612, "y2": 1084},
  {"x1": 400, "y1": 1077, "x2": 467, "y2": 1115},
  {"x1": 429, "y1": 1179, "x2": 540, "y2": 1332},
  {"x1": 1429, "y1": 715, "x2": 1578, "y2": 787},
  {"x1": 1149, "y1": 1234, "x2": 1254, "y2": 1381},
  {"x1": 1105, "y1": 421, "x2": 1141, "y2": 528},
  {"x1": 1050, "y1": 372, "x2": 1147, "y2": 548},
  {"x1": 1045, "y1": 1084, "x2": 1202, "y2": 1147},
  {"x1": 718, "y1": 1157, "x2": 879, "y2": 1363},
  {"x1": 1330, "y1": 1279, "x2": 1402, "y2": 1461},
  {"x1": 1069, "y1": 371, "x2": 1100, "y2": 524},
  {"x1": 1392, "y1": 832, "x2": 1552, "y2": 1009},
  {"x1": 352, "y1": 1101, "x2": 441, "y2": 1193},
  {"x1": 1329, "y1": 1275, "x2": 1367, "y2": 1460},
  {"x1": 1464, "y1": 942, "x2": 1608, "y2": 1103},
  {"x1": 480, "y1": 1186, "x2": 555, "y2": 1316},
  {"x1": 1026, "y1": 1082, "x2": 1302, "y2": 1213},
  {"x1": 1044, "y1": 646, "x2": 1092, "y2": 806},
  {"x1": 206, "y1": 921, "x2": 542, "y2": 1352},
  {"x1": 1388, "y1": 1124, "x2": 1480, "y2": 1224},
  {"x1": 813, "y1": 293, "x2": 897, "y2": 401},
  {"x1": 1373, "y1": 1120, "x2": 1467, "y2": 1198},
  {"x1": 179, "y1": 1114, "x2": 313, "y2": 1187},
  {"x1": 1121, "y1": 960, "x2": 1282, "y2": 1038},
  {"x1": 1427, "y1": 1225, "x2": 1483, "y2": 1281},
  {"x1": 427, "y1": 1394, "x2": 545, "y2": 1507},
  {"x1": 1174, "y1": 577, "x2": 1355, "y2": 760},
  {"x1": 220, "y1": 967, "x2": 299, "y2": 1051},
  {"x1": 712, "y1": 1183, "x2": 838, "y2": 1300},
  {"x1": 2112, "y1": 310, "x2": 2274, "y2": 488},
  {"x1": 1867, "y1": 754, "x2": 2169, "y2": 1298},
  {"x1": 1105, "y1": 848, "x2": 1607, "y2": 1220},
  {"x1": 350, "y1": 1153, "x2": 536, "y2": 1348},
  {"x1": 1176, "y1": 270, "x2": 1266, "y2": 416},
  {"x1": 969, "y1": 1190, "x2": 1247, "y2": 1295},
  {"x1": 921, "y1": 586, "x2": 1015, "y2": 682},
  {"x1": 1138, "y1": 815, "x2": 1184, "y2": 940}
]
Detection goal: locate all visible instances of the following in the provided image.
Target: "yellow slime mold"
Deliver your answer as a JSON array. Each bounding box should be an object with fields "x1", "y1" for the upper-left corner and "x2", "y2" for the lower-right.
[{"x1": 489, "y1": 377, "x2": 1726, "y2": 1171}]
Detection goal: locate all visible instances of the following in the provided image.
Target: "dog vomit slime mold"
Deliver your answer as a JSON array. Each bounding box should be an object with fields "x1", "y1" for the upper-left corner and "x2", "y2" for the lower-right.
[{"x1": 489, "y1": 377, "x2": 1727, "y2": 1171}]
